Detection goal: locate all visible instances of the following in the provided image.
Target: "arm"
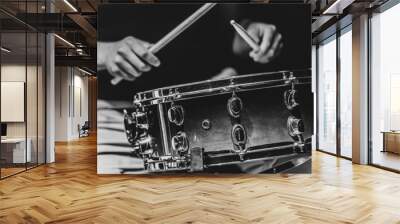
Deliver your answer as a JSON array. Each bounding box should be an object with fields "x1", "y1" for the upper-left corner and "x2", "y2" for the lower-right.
[{"x1": 97, "y1": 36, "x2": 161, "y2": 82}]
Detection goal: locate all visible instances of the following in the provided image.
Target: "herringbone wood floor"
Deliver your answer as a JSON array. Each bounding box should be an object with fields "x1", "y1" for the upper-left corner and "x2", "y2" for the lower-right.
[{"x1": 1, "y1": 135, "x2": 400, "y2": 224}]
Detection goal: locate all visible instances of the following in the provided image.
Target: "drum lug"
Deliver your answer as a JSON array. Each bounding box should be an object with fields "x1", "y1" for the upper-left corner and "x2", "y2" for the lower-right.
[
  {"x1": 136, "y1": 111, "x2": 149, "y2": 130},
  {"x1": 284, "y1": 89, "x2": 299, "y2": 110},
  {"x1": 124, "y1": 109, "x2": 149, "y2": 143},
  {"x1": 171, "y1": 131, "x2": 189, "y2": 154},
  {"x1": 123, "y1": 107, "x2": 154, "y2": 156},
  {"x1": 123, "y1": 109, "x2": 137, "y2": 145},
  {"x1": 227, "y1": 92, "x2": 243, "y2": 118},
  {"x1": 287, "y1": 116, "x2": 304, "y2": 136},
  {"x1": 231, "y1": 124, "x2": 247, "y2": 155},
  {"x1": 168, "y1": 104, "x2": 185, "y2": 126},
  {"x1": 136, "y1": 135, "x2": 157, "y2": 156},
  {"x1": 287, "y1": 116, "x2": 305, "y2": 152}
]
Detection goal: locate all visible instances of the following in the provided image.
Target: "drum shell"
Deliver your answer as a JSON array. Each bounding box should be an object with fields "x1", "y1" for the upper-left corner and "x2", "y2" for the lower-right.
[{"x1": 142, "y1": 82, "x2": 313, "y2": 156}]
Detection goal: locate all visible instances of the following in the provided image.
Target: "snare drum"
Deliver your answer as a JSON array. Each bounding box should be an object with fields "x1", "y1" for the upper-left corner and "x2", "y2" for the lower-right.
[{"x1": 124, "y1": 70, "x2": 313, "y2": 173}]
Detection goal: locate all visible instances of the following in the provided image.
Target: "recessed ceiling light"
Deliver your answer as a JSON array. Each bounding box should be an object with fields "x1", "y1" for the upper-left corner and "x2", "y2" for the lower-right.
[
  {"x1": 54, "y1": 34, "x2": 75, "y2": 48},
  {"x1": 78, "y1": 67, "x2": 93, "y2": 76},
  {"x1": 63, "y1": 0, "x2": 78, "y2": 12},
  {"x1": 322, "y1": 0, "x2": 353, "y2": 15},
  {"x1": 1, "y1": 47, "x2": 11, "y2": 53}
]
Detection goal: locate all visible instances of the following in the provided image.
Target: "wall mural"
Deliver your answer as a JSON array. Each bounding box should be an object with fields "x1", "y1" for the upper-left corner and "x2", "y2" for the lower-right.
[{"x1": 97, "y1": 3, "x2": 313, "y2": 174}]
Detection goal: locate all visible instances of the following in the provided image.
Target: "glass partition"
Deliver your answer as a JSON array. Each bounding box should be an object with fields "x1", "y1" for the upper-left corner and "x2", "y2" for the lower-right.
[
  {"x1": 26, "y1": 0, "x2": 40, "y2": 170},
  {"x1": 0, "y1": 1, "x2": 46, "y2": 179},
  {"x1": 38, "y1": 32, "x2": 45, "y2": 165},
  {"x1": 1, "y1": 30, "x2": 28, "y2": 177},
  {"x1": 27, "y1": 30, "x2": 38, "y2": 169}
]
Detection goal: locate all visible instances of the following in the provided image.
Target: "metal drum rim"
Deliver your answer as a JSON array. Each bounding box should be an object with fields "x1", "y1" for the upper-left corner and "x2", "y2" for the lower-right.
[{"x1": 134, "y1": 69, "x2": 311, "y2": 105}]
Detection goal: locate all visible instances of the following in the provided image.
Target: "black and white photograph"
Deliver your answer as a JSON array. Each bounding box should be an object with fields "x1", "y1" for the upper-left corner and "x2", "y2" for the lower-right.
[
  {"x1": 97, "y1": 3, "x2": 313, "y2": 174},
  {"x1": 4, "y1": 0, "x2": 400, "y2": 222}
]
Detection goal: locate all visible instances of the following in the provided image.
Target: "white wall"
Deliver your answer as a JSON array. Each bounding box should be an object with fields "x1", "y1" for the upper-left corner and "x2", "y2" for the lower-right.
[
  {"x1": 1, "y1": 65, "x2": 26, "y2": 130},
  {"x1": 73, "y1": 72, "x2": 89, "y2": 137},
  {"x1": 55, "y1": 66, "x2": 89, "y2": 141},
  {"x1": 1, "y1": 64, "x2": 29, "y2": 138},
  {"x1": 55, "y1": 66, "x2": 69, "y2": 141}
]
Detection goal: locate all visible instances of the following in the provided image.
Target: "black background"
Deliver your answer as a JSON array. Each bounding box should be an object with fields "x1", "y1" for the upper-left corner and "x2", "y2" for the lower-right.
[{"x1": 98, "y1": 3, "x2": 311, "y2": 101}]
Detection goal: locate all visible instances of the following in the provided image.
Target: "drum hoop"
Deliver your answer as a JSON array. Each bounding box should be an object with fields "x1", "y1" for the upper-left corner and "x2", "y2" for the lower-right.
[{"x1": 134, "y1": 69, "x2": 311, "y2": 106}]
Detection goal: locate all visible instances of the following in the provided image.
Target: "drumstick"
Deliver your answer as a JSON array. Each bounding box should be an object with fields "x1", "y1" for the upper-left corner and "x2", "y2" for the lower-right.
[
  {"x1": 111, "y1": 3, "x2": 217, "y2": 86},
  {"x1": 230, "y1": 20, "x2": 260, "y2": 52}
]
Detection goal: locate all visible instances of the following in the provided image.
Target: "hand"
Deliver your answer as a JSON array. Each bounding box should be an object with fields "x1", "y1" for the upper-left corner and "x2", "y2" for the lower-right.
[
  {"x1": 97, "y1": 36, "x2": 161, "y2": 82},
  {"x1": 247, "y1": 22, "x2": 283, "y2": 63},
  {"x1": 233, "y1": 22, "x2": 283, "y2": 64},
  {"x1": 210, "y1": 67, "x2": 238, "y2": 80}
]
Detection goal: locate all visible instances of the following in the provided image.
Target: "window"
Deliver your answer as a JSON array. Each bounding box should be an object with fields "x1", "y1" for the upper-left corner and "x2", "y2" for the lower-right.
[
  {"x1": 339, "y1": 28, "x2": 352, "y2": 158},
  {"x1": 370, "y1": 3, "x2": 400, "y2": 171},
  {"x1": 317, "y1": 35, "x2": 337, "y2": 154},
  {"x1": 316, "y1": 24, "x2": 353, "y2": 159}
]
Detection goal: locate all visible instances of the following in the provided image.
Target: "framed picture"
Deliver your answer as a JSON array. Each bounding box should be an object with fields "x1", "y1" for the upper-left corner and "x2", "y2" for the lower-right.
[{"x1": 97, "y1": 3, "x2": 312, "y2": 174}]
